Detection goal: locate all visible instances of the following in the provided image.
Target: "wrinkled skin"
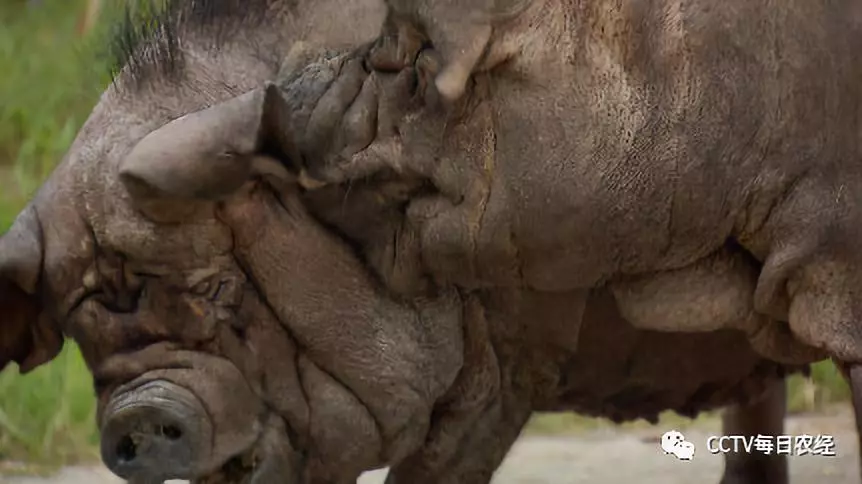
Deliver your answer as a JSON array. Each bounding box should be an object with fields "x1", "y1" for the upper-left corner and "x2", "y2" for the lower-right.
[
  {"x1": 365, "y1": 0, "x2": 862, "y2": 359},
  {"x1": 1, "y1": 0, "x2": 859, "y2": 483}
]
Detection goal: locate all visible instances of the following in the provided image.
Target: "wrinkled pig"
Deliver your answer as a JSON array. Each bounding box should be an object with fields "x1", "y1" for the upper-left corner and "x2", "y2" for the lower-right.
[{"x1": 1, "y1": 0, "x2": 858, "y2": 483}]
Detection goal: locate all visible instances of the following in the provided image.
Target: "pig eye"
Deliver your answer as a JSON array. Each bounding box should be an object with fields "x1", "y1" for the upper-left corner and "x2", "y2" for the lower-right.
[
  {"x1": 212, "y1": 281, "x2": 228, "y2": 300},
  {"x1": 188, "y1": 275, "x2": 242, "y2": 305},
  {"x1": 190, "y1": 279, "x2": 212, "y2": 296},
  {"x1": 212, "y1": 279, "x2": 243, "y2": 307}
]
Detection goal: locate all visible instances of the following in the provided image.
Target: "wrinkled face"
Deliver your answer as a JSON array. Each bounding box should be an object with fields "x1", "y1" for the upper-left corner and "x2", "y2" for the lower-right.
[
  {"x1": 88, "y1": 54, "x2": 468, "y2": 484},
  {"x1": 0, "y1": 4, "x2": 467, "y2": 484}
]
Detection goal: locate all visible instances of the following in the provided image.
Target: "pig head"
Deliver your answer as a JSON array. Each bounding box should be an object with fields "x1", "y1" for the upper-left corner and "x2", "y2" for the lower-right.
[{"x1": 0, "y1": 13, "x2": 466, "y2": 484}]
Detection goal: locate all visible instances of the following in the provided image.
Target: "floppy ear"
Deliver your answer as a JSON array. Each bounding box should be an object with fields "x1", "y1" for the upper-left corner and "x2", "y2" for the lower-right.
[
  {"x1": 0, "y1": 206, "x2": 63, "y2": 373},
  {"x1": 118, "y1": 83, "x2": 295, "y2": 204}
]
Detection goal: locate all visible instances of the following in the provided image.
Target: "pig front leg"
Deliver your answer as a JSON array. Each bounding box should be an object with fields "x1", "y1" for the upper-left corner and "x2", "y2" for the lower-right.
[
  {"x1": 719, "y1": 378, "x2": 788, "y2": 484},
  {"x1": 385, "y1": 399, "x2": 532, "y2": 484},
  {"x1": 383, "y1": 294, "x2": 532, "y2": 484}
]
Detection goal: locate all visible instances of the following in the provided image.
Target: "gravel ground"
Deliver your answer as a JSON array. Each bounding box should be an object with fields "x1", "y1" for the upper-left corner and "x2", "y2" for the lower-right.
[{"x1": 3, "y1": 405, "x2": 858, "y2": 484}]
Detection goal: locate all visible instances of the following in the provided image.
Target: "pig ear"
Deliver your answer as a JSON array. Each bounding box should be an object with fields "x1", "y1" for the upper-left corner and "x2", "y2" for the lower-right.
[
  {"x1": 0, "y1": 206, "x2": 64, "y2": 373},
  {"x1": 119, "y1": 83, "x2": 295, "y2": 204}
]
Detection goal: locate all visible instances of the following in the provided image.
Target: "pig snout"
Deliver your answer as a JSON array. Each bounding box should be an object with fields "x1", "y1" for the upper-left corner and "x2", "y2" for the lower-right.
[
  {"x1": 100, "y1": 380, "x2": 211, "y2": 481},
  {"x1": 98, "y1": 353, "x2": 266, "y2": 482}
]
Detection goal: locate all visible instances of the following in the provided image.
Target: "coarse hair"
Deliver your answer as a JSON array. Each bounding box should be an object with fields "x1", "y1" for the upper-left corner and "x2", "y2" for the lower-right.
[{"x1": 107, "y1": 0, "x2": 294, "y2": 88}]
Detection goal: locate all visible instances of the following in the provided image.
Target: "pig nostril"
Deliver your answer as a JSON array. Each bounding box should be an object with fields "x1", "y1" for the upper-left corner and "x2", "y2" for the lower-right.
[
  {"x1": 100, "y1": 380, "x2": 214, "y2": 480},
  {"x1": 116, "y1": 435, "x2": 137, "y2": 462},
  {"x1": 162, "y1": 425, "x2": 183, "y2": 440}
]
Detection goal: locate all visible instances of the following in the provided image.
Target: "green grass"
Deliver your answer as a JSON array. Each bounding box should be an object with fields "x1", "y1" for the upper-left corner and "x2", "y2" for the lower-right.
[
  {"x1": 0, "y1": 0, "x2": 854, "y2": 470},
  {"x1": 0, "y1": 0, "x2": 110, "y2": 468},
  {"x1": 0, "y1": 347, "x2": 100, "y2": 468},
  {"x1": 0, "y1": 1, "x2": 111, "y2": 195}
]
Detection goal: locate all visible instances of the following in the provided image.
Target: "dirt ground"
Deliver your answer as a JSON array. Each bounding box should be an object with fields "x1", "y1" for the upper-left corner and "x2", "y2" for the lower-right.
[{"x1": 3, "y1": 405, "x2": 858, "y2": 484}]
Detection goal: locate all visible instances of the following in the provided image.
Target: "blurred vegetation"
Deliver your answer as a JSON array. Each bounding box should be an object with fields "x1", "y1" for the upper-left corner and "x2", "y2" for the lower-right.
[
  {"x1": 0, "y1": 0, "x2": 111, "y2": 468},
  {"x1": 0, "y1": 0, "x2": 853, "y2": 472}
]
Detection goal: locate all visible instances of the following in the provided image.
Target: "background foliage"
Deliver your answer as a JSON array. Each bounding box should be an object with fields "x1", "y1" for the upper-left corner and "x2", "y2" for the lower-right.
[
  {"x1": 0, "y1": 0, "x2": 110, "y2": 467},
  {"x1": 0, "y1": 0, "x2": 851, "y2": 470}
]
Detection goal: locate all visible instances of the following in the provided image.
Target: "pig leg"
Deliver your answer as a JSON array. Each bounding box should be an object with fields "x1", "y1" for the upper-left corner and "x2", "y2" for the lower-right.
[
  {"x1": 841, "y1": 365, "x2": 862, "y2": 481},
  {"x1": 719, "y1": 377, "x2": 788, "y2": 484},
  {"x1": 384, "y1": 400, "x2": 532, "y2": 484},
  {"x1": 383, "y1": 294, "x2": 532, "y2": 484}
]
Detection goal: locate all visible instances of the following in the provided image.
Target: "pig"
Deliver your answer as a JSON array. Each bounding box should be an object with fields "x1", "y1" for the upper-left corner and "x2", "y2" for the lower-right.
[{"x1": 1, "y1": 0, "x2": 855, "y2": 483}]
